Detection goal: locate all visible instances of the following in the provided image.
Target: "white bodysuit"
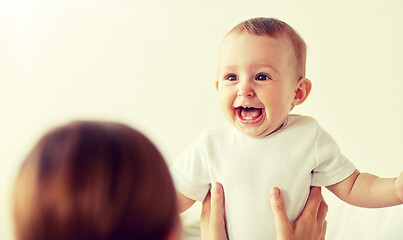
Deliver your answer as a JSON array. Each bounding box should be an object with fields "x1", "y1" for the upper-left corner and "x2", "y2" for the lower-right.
[{"x1": 170, "y1": 115, "x2": 356, "y2": 240}]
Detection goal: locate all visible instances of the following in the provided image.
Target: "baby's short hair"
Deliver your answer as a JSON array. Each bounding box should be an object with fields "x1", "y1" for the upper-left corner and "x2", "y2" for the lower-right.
[{"x1": 229, "y1": 17, "x2": 307, "y2": 78}]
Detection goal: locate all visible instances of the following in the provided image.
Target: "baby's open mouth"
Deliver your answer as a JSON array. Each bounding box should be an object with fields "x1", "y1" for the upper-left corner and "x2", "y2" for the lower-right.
[{"x1": 236, "y1": 107, "x2": 264, "y2": 121}]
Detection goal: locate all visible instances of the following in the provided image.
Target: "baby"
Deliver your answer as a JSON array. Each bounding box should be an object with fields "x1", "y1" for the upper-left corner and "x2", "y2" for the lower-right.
[{"x1": 171, "y1": 17, "x2": 403, "y2": 239}]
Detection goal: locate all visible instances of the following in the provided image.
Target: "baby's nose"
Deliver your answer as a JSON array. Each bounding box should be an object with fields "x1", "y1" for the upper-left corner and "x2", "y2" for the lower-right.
[{"x1": 237, "y1": 84, "x2": 255, "y2": 97}]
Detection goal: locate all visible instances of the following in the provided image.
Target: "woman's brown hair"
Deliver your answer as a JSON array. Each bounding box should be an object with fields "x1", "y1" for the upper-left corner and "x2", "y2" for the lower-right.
[{"x1": 13, "y1": 121, "x2": 178, "y2": 240}]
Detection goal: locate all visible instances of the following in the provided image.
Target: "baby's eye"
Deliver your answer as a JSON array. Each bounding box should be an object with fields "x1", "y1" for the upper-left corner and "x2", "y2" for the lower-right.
[
  {"x1": 225, "y1": 75, "x2": 238, "y2": 81},
  {"x1": 255, "y1": 74, "x2": 271, "y2": 81}
]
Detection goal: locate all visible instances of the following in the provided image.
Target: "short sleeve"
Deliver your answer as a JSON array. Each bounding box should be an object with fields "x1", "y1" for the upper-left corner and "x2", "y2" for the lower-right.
[
  {"x1": 311, "y1": 123, "x2": 356, "y2": 186},
  {"x1": 170, "y1": 133, "x2": 211, "y2": 201}
]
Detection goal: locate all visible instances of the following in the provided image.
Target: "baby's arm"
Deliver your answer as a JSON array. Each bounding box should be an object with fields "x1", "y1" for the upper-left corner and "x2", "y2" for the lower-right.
[
  {"x1": 327, "y1": 170, "x2": 403, "y2": 208},
  {"x1": 177, "y1": 191, "x2": 196, "y2": 213}
]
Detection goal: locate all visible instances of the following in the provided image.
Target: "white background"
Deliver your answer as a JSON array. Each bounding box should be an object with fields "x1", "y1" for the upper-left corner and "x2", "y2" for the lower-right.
[{"x1": 1, "y1": 0, "x2": 403, "y2": 239}]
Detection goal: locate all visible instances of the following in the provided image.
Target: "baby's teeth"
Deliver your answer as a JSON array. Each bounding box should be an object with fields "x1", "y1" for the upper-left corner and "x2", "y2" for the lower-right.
[{"x1": 244, "y1": 116, "x2": 252, "y2": 120}]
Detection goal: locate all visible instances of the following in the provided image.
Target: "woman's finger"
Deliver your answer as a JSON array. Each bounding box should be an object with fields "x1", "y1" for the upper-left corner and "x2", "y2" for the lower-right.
[
  {"x1": 317, "y1": 197, "x2": 328, "y2": 224},
  {"x1": 269, "y1": 187, "x2": 292, "y2": 236},
  {"x1": 302, "y1": 187, "x2": 322, "y2": 219},
  {"x1": 201, "y1": 191, "x2": 212, "y2": 225},
  {"x1": 210, "y1": 182, "x2": 226, "y2": 230},
  {"x1": 320, "y1": 220, "x2": 327, "y2": 240}
]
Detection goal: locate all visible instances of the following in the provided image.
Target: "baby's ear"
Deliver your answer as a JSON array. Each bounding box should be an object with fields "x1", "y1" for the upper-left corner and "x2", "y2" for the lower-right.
[{"x1": 292, "y1": 78, "x2": 312, "y2": 106}]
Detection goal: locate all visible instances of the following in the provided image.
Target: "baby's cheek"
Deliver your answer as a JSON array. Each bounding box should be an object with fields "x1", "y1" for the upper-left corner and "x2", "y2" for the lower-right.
[{"x1": 394, "y1": 171, "x2": 403, "y2": 202}]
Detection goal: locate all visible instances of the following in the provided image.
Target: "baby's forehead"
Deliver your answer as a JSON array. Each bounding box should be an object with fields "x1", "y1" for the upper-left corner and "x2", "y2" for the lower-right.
[
  {"x1": 219, "y1": 32, "x2": 299, "y2": 76},
  {"x1": 222, "y1": 31, "x2": 292, "y2": 48},
  {"x1": 220, "y1": 32, "x2": 295, "y2": 61}
]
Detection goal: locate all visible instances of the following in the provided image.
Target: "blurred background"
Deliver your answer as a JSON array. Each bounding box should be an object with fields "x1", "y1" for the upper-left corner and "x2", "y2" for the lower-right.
[{"x1": 1, "y1": 0, "x2": 403, "y2": 239}]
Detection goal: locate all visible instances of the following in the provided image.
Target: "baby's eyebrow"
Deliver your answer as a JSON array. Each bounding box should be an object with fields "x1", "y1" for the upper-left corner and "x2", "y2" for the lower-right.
[
  {"x1": 221, "y1": 65, "x2": 238, "y2": 72},
  {"x1": 219, "y1": 63, "x2": 279, "y2": 75},
  {"x1": 254, "y1": 63, "x2": 279, "y2": 74}
]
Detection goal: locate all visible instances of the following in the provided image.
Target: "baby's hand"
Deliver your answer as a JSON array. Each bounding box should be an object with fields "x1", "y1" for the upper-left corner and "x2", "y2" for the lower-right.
[{"x1": 394, "y1": 171, "x2": 403, "y2": 203}]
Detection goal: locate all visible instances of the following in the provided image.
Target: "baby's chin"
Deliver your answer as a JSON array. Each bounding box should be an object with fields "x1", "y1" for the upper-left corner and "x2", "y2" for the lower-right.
[
  {"x1": 234, "y1": 121, "x2": 284, "y2": 138},
  {"x1": 235, "y1": 124, "x2": 273, "y2": 138}
]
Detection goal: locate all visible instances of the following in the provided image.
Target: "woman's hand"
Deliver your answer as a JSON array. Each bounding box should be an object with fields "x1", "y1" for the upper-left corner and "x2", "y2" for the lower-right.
[
  {"x1": 269, "y1": 186, "x2": 328, "y2": 240},
  {"x1": 200, "y1": 182, "x2": 228, "y2": 240},
  {"x1": 200, "y1": 184, "x2": 327, "y2": 240}
]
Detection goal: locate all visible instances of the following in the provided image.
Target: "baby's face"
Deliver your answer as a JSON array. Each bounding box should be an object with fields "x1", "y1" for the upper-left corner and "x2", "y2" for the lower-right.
[{"x1": 216, "y1": 33, "x2": 300, "y2": 138}]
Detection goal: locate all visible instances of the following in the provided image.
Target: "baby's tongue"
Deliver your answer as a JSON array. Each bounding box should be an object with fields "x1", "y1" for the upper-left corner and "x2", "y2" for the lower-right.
[{"x1": 241, "y1": 108, "x2": 261, "y2": 119}]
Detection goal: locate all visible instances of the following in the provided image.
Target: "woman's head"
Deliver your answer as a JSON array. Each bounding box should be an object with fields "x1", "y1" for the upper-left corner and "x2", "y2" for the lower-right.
[{"x1": 13, "y1": 121, "x2": 179, "y2": 240}]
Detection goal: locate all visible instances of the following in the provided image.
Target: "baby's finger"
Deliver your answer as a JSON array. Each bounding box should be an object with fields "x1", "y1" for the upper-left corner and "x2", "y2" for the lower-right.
[{"x1": 269, "y1": 187, "x2": 292, "y2": 235}]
